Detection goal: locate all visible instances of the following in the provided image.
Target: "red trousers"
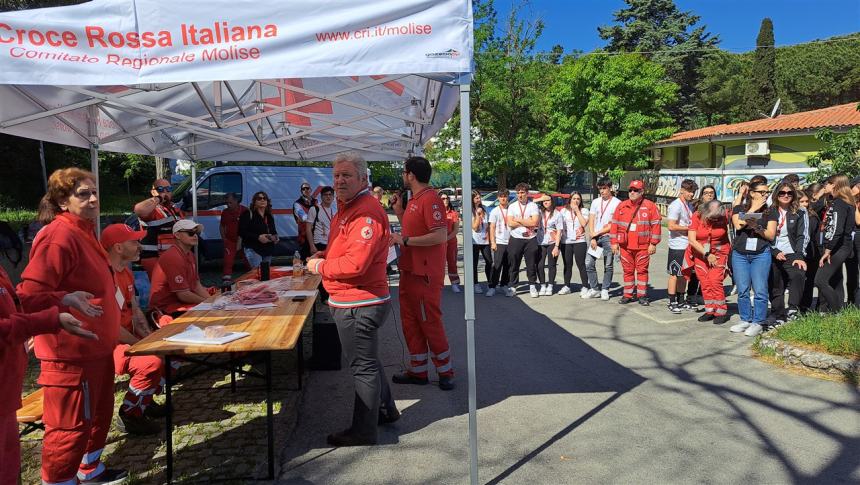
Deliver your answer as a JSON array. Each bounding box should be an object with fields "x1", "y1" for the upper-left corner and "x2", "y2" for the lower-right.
[
  {"x1": 445, "y1": 239, "x2": 460, "y2": 285},
  {"x1": 113, "y1": 344, "x2": 164, "y2": 417},
  {"x1": 0, "y1": 413, "x2": 19, "y2": 485},
  {"x1": 222, "y1": 238, "x2": 249, "y2": 277},
  {"x1": 40, "y1": 358, "x2": 114, "y2": 484},
  {"x1": 399, "y1": 271, "x2": 453, "y2": 378},
  {"x1": 693, "y1": 253, "x2": 728, "y2": 317},
  {"x1": 619, "y1": 247, "x2": 650, "y2": 298}
]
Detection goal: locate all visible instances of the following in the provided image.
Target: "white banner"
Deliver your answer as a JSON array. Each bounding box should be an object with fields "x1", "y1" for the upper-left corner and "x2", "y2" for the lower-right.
[{"x1": 0, "y1": 0, "x2": 473, "y2": 85}]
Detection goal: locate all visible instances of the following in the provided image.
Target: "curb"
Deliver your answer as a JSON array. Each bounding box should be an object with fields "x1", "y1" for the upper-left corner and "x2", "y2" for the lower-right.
[{"x1": 757, "y1": 337, "x2": 860, "y2": 377}]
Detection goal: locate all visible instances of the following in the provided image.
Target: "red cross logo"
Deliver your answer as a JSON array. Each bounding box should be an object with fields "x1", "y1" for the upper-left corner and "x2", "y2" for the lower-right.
[{"x1": 263, "y1": 79, "x2": 334, "y2": 127}]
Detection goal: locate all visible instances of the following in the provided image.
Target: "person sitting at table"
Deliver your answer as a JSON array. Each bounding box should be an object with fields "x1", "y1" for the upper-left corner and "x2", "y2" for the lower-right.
[
  {"x1": 101, "y1": 223, "x2": 167, "y2": 436},
  {"x1": 149, "y1": 220, "x2": 211, "y2": 325}
]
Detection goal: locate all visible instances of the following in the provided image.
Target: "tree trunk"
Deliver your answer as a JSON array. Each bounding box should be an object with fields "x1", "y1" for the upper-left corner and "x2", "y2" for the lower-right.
[{"x1": 496, "y1": 170, "x2": 507, "y2": 191}]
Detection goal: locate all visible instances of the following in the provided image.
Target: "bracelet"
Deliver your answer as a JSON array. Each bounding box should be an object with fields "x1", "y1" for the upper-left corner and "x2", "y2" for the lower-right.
[{"x1": 403, "y1": 236, "x2": 409, "y2": 247}]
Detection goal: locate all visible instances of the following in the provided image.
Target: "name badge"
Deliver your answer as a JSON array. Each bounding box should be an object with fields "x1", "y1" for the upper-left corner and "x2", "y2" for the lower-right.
[
  {"x1": 703, "y1": 243, "x2": 710, "y2": 254},
  {"x1": 629, "y1": 223, "x2": 637, "y2": 232},
  {"x1": 745, "y1": 237, "x2": 759, "y2": 252},
  {"x1": 115, "y1": 286, "x2": 125, "y2": 310}
]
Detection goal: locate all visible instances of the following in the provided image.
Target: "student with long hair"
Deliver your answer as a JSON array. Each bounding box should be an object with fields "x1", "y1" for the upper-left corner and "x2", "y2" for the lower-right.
[
  {"x1": 799, "y1": 188, "x2": 821, "y2": 312},
  {"x1": 815, "y1": 175, "x2": 857, "y2": 313},
  {"x1": 535, "y1": 195, "x2": 561, "y2": 296},
  {"x1": 766, "y1": 182, "x2": 808, "y2": 325},
  {"x1": 239, "y1": 190, "x2": 279, "y2": 268},
  {"x1": 555, "y1": 191, "x2": 590, "y2": 296},
  {"x1": 729, "y1": 179, "x2": 777, "y2": 337},
  {"x1": 470, "y1": 190, "x2": 493, "y2": 294}
]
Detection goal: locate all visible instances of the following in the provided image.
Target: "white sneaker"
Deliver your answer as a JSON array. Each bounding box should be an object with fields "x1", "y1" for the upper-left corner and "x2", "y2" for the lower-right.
[
  {"x1": 474, "y1": 284, "x2": 484, "y2": 294},
  {"x1": 600, "y1": 289, "x2": 610, "y2": 301},
  {"x1": 451, "y1": 284, "x2": 462, "y2": 293},
  {"x1": 530, "y1": 285, "x2": 540, "y2": 298},
  {"x1": 505, "y1": 287, "x2": 515, "y2": 297},
  {"x1": 485, "y1": 287, "x2": 495, "y2": 297},
  {"x1": 558, "y1": 285, "x2": 571, "y2": 295},
  {"x1": 744, "y1": 323, "x2": 764, "y2": 337},
  {"x1": 580, "y1": 287, "x2": 589, "y2": 298},
  {"x1": 545, "y1": 284, "x2": 553, "y2": 296},
  {"x1": 730, "y1": 321, "x2": 751, "y2": 333},
  {"x1": 586, "y1": 288, "x2": 601, "y2": 299}
]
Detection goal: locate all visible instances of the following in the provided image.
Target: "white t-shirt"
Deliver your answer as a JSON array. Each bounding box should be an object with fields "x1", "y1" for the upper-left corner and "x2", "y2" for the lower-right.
[
  {"x1": 508, "y1": 201, "x2": 541, "y2": 239},
  {"x1": 307, "y1": 204, "x2": 337, "y2": 245},
  {"x1": 559, "y1": 207, "x2": 590, "y2": 244},
  {"x1": 590, "y1": 196, "x2": 620, "y2": 235},
  {"x1": 489, "y1": 205, "x2": 511, "y2": 245},
  {"x1": 472, "y1": 210, "x2": 489, "y2": 245},
  {"x1": 537, "y1": 210, "x2": 562, "y2": 245},
  {"x1": 667, "y1": 198, "x2": 694, "y2": 250}
]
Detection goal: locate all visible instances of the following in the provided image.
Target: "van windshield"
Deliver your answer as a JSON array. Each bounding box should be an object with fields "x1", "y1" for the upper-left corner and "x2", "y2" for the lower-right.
[{"x1": 171, "y1": 176, "x2": 191, "y2": 205}]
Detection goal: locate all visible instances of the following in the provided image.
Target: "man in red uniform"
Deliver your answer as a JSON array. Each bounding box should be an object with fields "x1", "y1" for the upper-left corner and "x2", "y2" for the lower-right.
[
  {"x1": 610, "y1": 180, "x2": 662, "y2": 305},
  {"x1": 0, "y1": 268, "x2": 94, "y2": 484},
  {"x1": 307, "y1": 153, "x2": 398, "y2": 447},
  {"x1": 101, "y1": 224, "x2": 166, "y2": 436},
  {"x1": 389, "y1": 156, "x2": 454, "y2": 391},
  {"x1": 134, "y1": 178, "x2": 182, "y2": 277},
  {"x1": 220, "y1": 192, "x2": 249, "y2": 285},
  {"x1": 150, "y1": 220, "x2": 210, "y2": 321}
]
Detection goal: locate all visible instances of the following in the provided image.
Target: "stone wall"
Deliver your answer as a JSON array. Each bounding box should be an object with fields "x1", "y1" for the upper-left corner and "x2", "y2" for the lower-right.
[{"x1": 758, "y1": 337, "x2": 860, "y2": 377}]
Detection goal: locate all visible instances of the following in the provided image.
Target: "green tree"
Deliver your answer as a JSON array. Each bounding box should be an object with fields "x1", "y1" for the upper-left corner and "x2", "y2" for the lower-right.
[
  {"x1": 544, "y1": 54, "x2": 678, "y2": 177},
  {"x1": 696, "y1": 51, "x2": 751, "y2": 126},
  {"x1": 745, "y1": 18, "x2": 777, "y2": 118},
  {"x1": 806, "y1": 105, "x2": 860, "y2": 182},
  {"x1": 598, "y1": 0, "x2": 719, "y2": 129}
]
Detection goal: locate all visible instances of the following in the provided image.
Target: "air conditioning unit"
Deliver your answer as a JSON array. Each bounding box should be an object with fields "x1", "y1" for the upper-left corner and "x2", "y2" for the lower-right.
[
  {"x1": 652, "y1": 148, "x2": 662, "y2": 161},
  {"x1": 745, "y1": 140, "x2": 770, "y2": 156}
]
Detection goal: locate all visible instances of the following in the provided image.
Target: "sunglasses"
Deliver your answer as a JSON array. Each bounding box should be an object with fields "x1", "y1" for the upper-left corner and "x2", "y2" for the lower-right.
[
  {"x1": 154, "y1": 186, "x2": 172, "y2": 193},
  {"x1": 301, "y1": 186, "x2": 311, "y2": 191},
  {"x1": 629, "y1": 188, "x2": 643, "y2": 193},
  {"x1": 177, "y1": 230, "x2": 199, "y2": 236},
  {"x1": 73, "y1": 189, "x2": 98, "y2": 199},
  {"x1": 777, "y1": 191, "x2": 794, "y2": 197},
  {"x1": 255, "y1": 195, "x2": 268, "y2": 201}
]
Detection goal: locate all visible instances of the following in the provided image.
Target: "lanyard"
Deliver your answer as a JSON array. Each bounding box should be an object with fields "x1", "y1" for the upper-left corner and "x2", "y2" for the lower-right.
[
  {"x1": 321, "y1": 205, "x2": 333, "y2": 225},
  {"x1": 542, "y1": 211, "x2": 551, "y2": 230},
  {"x1": 681, "y1": 200, "x2": 692, "y2": 221},
  {"x1": 498, "y1": 206, "x2": 508, "y2": 234},
  {"x1": 517, "y1": 201, "x2": 528, "y2": 220},
  {"x1": 777, "y1": 208, "x2": 787, "y2": 234},
  {"x1": 599, "y1": 197, "x2": 612, "y2": 226}
]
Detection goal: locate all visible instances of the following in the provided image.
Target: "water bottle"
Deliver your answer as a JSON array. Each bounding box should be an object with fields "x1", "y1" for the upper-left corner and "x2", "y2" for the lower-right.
[
  {"x1": 260, "y1": 261, "x2": 270, "y2": 281},
  {"x1": 292, "y1": 250, "x2": 303, "y2": 277}
]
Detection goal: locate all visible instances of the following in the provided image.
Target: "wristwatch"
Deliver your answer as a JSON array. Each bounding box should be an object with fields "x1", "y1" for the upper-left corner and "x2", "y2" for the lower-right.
[{"x1": 403, "y1": 236, "x2": 410, "y2": 247}]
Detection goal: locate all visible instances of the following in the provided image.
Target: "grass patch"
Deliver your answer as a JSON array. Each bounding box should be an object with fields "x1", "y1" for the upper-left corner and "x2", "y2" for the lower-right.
[{"x1": 770, "y1": 307, "x2": 860, "y2": 358}]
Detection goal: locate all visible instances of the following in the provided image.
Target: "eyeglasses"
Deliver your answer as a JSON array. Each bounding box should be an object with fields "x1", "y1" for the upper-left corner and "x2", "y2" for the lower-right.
[
  {"x1": 154, "y1": 186, "x2": 172, "y2": 193},
  {"x1": 751, "y1": 190, "x2": 771, "y2": 195},
  {"x1": 440, "y1": 197, "x2": 449, "y2": 200},
  {"x1": 703, "y1": 191, "x2": 716, "y2": 196},
  {"x1": 777, "y1": 191, "x2": 794, "y2": 197},
  {"x1": 629, "y1": 188, "x2": 643, "y2": 193},
  {"x1": 73, "y1": 189, "x2": 97, "y2": 199},
  {"x1": 177, "y1": 230, "x2": 199, "y2": 236}
]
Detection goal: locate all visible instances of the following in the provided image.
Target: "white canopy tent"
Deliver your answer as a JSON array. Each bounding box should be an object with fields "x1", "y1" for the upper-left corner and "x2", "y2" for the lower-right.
[{"x1": 0, "y1": 0, "x2": 480, "y2": 482}]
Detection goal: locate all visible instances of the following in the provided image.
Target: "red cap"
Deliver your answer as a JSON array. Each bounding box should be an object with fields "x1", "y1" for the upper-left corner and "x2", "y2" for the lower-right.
[
  {"x1": 100, "y1": 224, "x2": 146, "y2": 251},
  {"x1": 629, "y1": 180, "x2": 645, "y2": 191}
]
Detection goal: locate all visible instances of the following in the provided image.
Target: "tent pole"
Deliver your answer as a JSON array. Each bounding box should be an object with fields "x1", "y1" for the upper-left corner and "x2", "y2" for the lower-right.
[
  {"x1": 39, "y1": 141, "x2": 48, "y2": 192},
  {"x1": 87, "y1": 105, "x2": 101, "y2": 237},
  {"x1": 190, "y1": 137, "x2": 199, "y2": 262},
  {"x1": 458, "y1": 79, "x2": 477, "y2": 485}
]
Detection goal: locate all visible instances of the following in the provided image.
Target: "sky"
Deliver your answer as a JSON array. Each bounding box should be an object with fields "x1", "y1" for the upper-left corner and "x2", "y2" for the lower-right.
[{"x1": 494, "y1": 0, "x2": 860, "y2": 54}]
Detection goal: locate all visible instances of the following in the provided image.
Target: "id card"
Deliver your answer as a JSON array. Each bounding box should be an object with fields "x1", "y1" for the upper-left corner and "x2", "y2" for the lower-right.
[
  {"x1": 745, "y1": 238, "x2": 759, "y2": 252},
  {"x1": 629, "y1": 223, "x2": 637, "y2": 232},
  {"x1": 115, "y1": 286, "x2": 125, "y2": 310},
  {"x1": 702, "y1": 243, "x2": 710, "y2": 254}
]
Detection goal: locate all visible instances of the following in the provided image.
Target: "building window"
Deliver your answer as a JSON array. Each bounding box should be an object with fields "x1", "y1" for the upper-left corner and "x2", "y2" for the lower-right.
[{"x1": 677, "y1": 146, "x2": 690, "y2": 169}]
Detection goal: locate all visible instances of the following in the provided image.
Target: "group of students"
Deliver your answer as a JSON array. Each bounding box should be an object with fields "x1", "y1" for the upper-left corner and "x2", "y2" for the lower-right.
[{"x1": 446, "y1": 174, "x2": 860, "y2": 336}]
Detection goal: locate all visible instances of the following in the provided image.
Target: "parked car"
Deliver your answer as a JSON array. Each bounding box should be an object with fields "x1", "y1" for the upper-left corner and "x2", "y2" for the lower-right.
[{"x1": 480, "y1": 189, "x2": 545, "y2": 210}]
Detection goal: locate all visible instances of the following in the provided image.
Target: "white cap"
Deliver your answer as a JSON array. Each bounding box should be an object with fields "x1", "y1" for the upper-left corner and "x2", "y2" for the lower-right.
[{"x1": 172, "y1": 219, "x2": 203, "y2": 234}]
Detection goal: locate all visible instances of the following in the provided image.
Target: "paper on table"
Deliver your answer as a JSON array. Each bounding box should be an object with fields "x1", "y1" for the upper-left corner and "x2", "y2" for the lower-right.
[
  {"x1": 164, "y1": 325, "x2": 249, "y2": 345},
  {"x1": 587, "y1": 245, "x2": 603, "y2": 259},
  {"x1": 191, "y1": 302, "x2": 277, "y2": 311}
]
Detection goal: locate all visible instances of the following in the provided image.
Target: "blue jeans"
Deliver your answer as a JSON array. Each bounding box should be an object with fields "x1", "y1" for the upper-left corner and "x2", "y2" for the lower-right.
[
  {"x1": 244, "y1": 248, "x2": 271, "y2": 269},
  {"x1": 731, "y1": 250, "x2": 771, "y2": 323},
  {"x1": 585, "y1": 235, "x2": 614, "y2": 290}
]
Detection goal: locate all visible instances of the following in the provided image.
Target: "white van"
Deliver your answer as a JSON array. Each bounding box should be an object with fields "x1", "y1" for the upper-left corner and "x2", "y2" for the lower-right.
[{"x1": 170, "y1": 165, "x2": 339, "y2": 260}]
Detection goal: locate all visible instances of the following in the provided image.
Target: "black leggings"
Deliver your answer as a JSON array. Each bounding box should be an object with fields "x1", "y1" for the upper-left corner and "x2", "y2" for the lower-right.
[
  {"x1": 814, "y1": 245, "x2": 853, "y2": 312},
  {"x1": 490, "y1": 244, "x2": 510, "y2": 288},
  {"x1": 561, "y1": 242, "x2": 588, "y2": 287},
  {"x1": 768, "y1": 257, "x2": 806, "y2": 318},
  {"x1": 472, "y1": 244, "x2": 493, "y2": 285},
  {"x1": 800, "y1": 250, "x2": 820, "y2": 311},
  {"x1": 537, "y1": 244, "x2": 558, "y2": 285},
  {"x1": 507, "y1": 237, "x2": 539, "y2": 285}
]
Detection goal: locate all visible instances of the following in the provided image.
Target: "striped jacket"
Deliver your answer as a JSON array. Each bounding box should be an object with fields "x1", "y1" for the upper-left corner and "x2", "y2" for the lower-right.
[{"x1": 609, "y1": 199, "x2": 662, "y2": 248}]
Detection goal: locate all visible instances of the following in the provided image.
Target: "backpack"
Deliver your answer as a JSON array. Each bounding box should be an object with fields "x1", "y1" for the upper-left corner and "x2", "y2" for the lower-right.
[{"x1": 0, "y1": 220, "x2": 23, "y2": 266}]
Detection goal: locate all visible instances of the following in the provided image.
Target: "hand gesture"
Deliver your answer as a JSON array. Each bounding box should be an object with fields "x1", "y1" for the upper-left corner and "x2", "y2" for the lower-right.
[
  {"x1": 309, "y1": 250, "x2": 325, "y2": 260},
  {"x1": 389, "y1": 193, "x2": 404, "y2": 216},
  {"x1": 647, "y1": 244, "x2": 657, "y2": 255},
  {"x1": 707, "y1": 253, "x2": 718, "y2": 267},
  {"x1": 820, "y1": 253, "x2": 831, "y2": 267},
  {"x1": 390, "y1": 233, "x2": 404, "y2": 246},
  {"x1": 258, "y1": 234, "x2": 270, "y2": 243},
  {"x1": 590, "y1": 238, "x2": 598, "y2": 250},
  {"x1": 59, "y1": 312, "x2": 98, "y2": 340},
  {"x1": 775, "y1": 251, "x2": 786, "y2": 261},
  {"x1": 611, "y1": 244, "x2": 619, "y2": 255},
  {"x1": 61, "y1": 291, "x2": 103, "y2": 317},
  {"x1": 792, "y1": 259, "x2": 807, "y2": 271},
  {"x1": 552, "y1": 246, "x2": 560, "y2": 258},
  {"x1": 306, "y1": 258, "x2": 324, "y2": 274}
]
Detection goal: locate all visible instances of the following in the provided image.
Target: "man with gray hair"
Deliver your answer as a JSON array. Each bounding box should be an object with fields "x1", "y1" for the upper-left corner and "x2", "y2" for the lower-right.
[{"x1": 306, "y1": 152, "x2": 399, "y2": 446}]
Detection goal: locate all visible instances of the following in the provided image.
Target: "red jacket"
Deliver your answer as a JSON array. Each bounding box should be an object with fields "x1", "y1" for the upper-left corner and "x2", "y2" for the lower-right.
[
  {"x1": 0, "y1": 267, "x2": 58, "y2": 415},
  {"x1": 610, "y1": 198, "x2": 662, "y2": 249},
  {"x1": 319, "y1": 190, "x2": 391, "y2": 308},
  {"x1": 18, "y1": 212, "x2": 120, "y2": 362}
]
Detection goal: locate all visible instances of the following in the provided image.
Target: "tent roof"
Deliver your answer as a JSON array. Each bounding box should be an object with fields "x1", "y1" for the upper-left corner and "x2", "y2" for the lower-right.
[{"x1": 0, "y1": 0, "x2": 473, "y2": 161}]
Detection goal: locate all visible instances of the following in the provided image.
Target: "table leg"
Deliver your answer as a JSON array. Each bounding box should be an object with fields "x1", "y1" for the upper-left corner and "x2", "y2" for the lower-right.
[
  {"x1": 165, "y1": 355, "x2": 174, "y2": 484},
  {"x1": 265, "y1": 350, "x2": 274, "y2": 480},
  {"x1": 230, "y1": 353, "x2": 236, "y2": 393}
]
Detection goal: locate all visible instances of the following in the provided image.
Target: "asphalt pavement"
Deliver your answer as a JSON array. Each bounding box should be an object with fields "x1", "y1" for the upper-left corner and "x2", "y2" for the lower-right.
[{"x1": 277, "y1": 231, "x2": 859, "y2": 484}]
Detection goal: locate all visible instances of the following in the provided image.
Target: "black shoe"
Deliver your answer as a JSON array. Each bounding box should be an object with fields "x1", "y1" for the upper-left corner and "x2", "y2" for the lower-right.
[
  {"x1": 326, "y1": 429, "x2": 376, "y2": 447},
  {"x1": 392, "y1": 373, "x2": 429, "y2": 385},
  {"x1": 80, "y1": 468, "x2": 129, "y2": 484},
  {"x1": 378, "y1": 407, "x2": 401, "y2": 425},
  {"x1": 619, "y1": 297, "x2": 635, "y2": 304},
  {"x1": 638, "y1": 297, "x2": 650, "y2": 306},
  {"x1": 713, "y1": 315, "x2": 729, "y2": 325},
  {"x1": 438, "y1": 375, "x2": 455, "y2": 391},
  {"x1": 117, "y1": 412, "x2": 161, "y2": 436},
  {"x1": 144, "y1": 402, "x2": 168, "y2": 419},
  {"x1": 698, "y1": 313, "x2": 715, "y2": 322},
  {"x1": 668, "y1": 302, "x2": 682, "y2": 314}
]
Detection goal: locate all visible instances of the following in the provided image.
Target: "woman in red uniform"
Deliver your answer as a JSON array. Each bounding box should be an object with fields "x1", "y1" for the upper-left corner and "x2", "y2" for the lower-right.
[
  {"x1": 440, "y1": 193, "x2": 461, "y2": 293},
  {"x1": 0, "y1": 266, "x2": 94, "y2": 484},
  {"x1": 685, "y1": 199, "x2": 731, "y2": 324},
  {"x1": 17, "y1": 168, "x2": 127, "y2": 485}
]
